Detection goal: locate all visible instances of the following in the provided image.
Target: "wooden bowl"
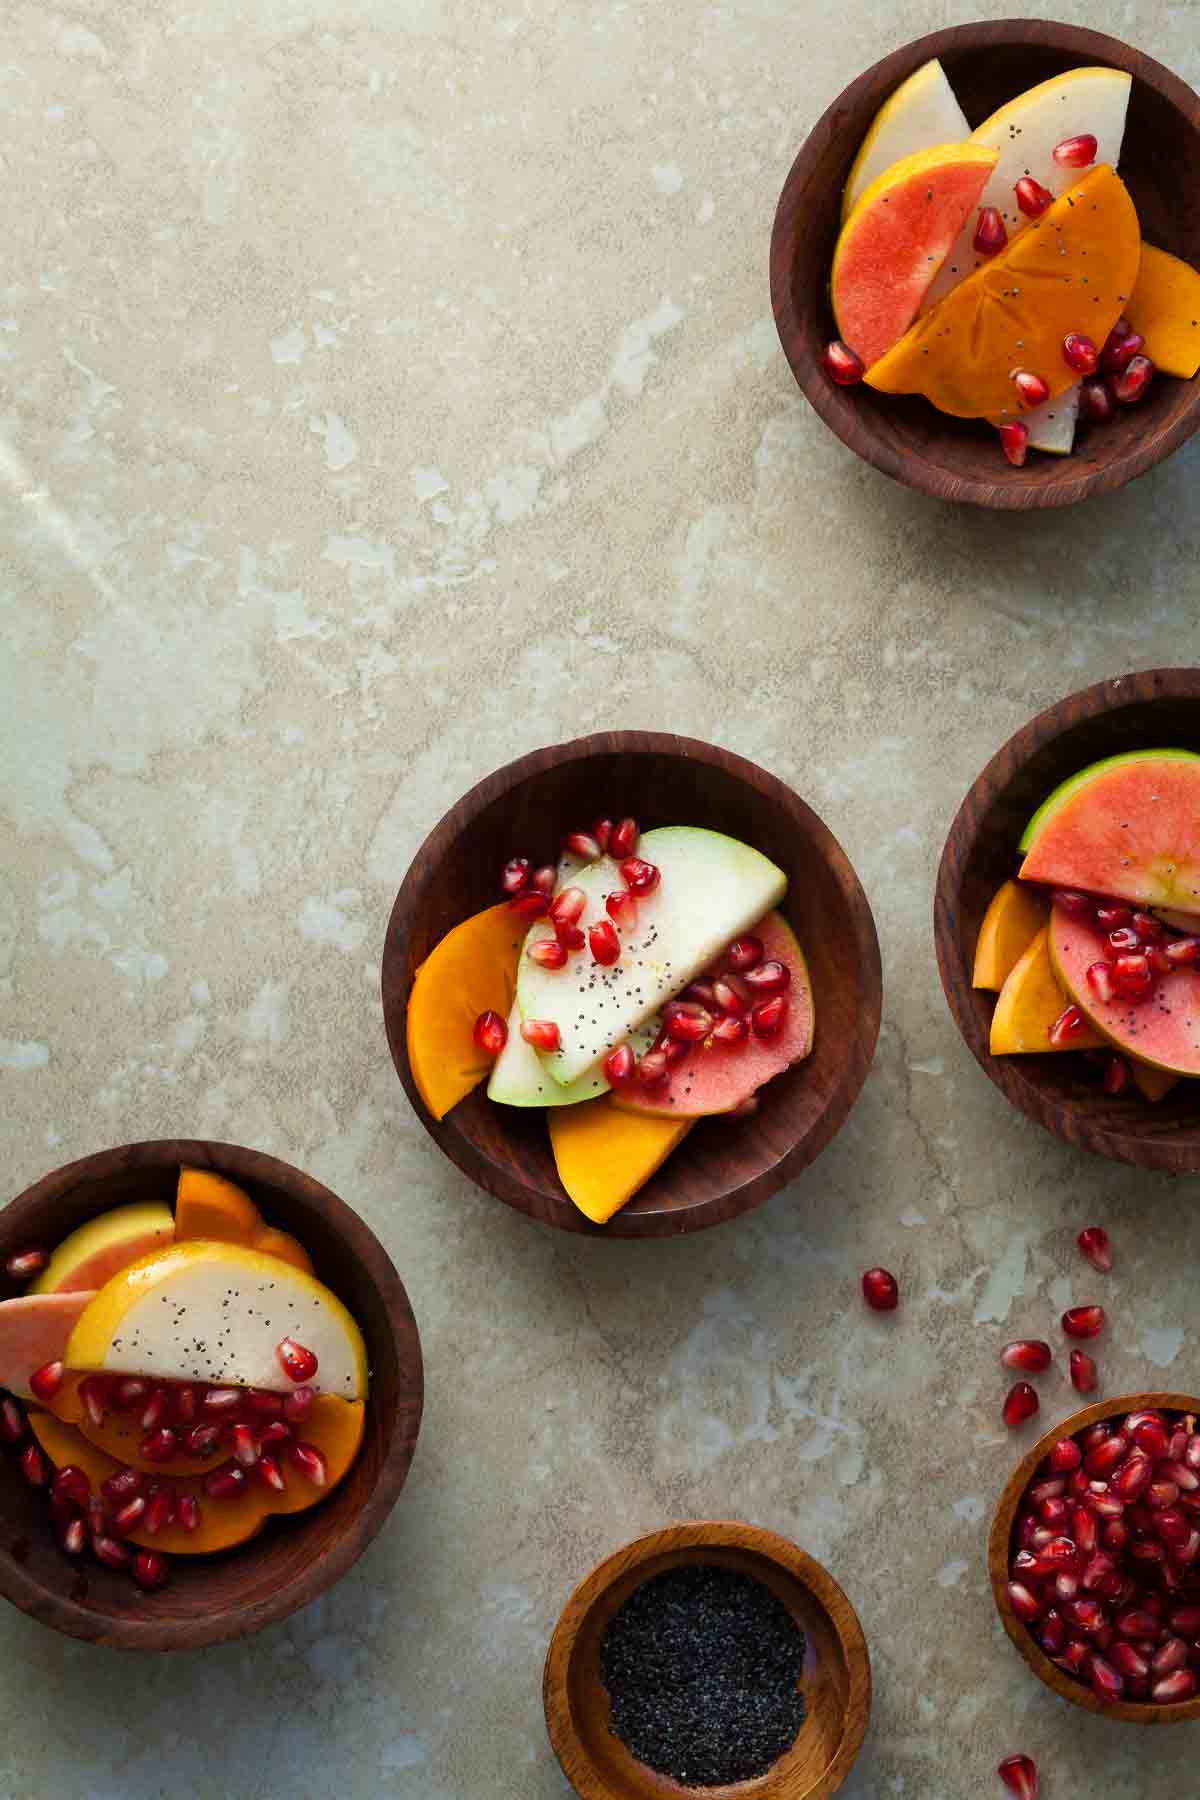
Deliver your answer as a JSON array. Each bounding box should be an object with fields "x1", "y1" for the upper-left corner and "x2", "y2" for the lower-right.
[
  {"x1": 771, "y1": 20, "x2": 1200, "y2": 509},
  {"x1": 990, "y1": 1391, "x2": 1200, "y2": 1721},
  {"x1": 0, "y1": 1140, "x2": 424, "y2": 1649},
  {"x1": 543, "y1": 1521, "x2": 871, "y2": 1798},
  {"x1": 382, "y1": 732, "x2": 882, "y2": 1237},
  {"x1": 936, "y1": 667, "x2": 1200, "y2": 1170}
]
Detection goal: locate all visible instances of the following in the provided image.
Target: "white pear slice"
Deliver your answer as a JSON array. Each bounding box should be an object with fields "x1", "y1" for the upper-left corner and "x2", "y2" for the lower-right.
[
  {"x1": 843, "y1": 59, "x2": 970, "y2": 219},
  {"x1": 1025, "y1": 381, "x2": 1081, "y2": 455},
  {"x1": 488, "y1": 1003, "x2": 659, "y2": 1107}
]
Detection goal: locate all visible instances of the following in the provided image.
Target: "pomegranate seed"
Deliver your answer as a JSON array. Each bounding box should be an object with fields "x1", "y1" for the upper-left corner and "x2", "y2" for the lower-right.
[
  {"x1": 1169, "y1": 1426, "x2": 1192, "y2": 1460},
  {"x1": 101, "y1": 1467, "x2": 144, "y2": 1504},
  {"x1": 243, "y1": 1389, "x2": 283, "y2": 1419},
  {"x1": 1048, "y1": 1003, "x2": 1086, "y2": 1047},
  {"x1": 563, "y1": 830, "x2": 603, "y2": 862},
  {"x1": 60, "y1": 1517, "x2": 86, "y2": 1557},
  {"x1": 822, "y1": 339, "x2": 865, "y2": 385},
  {"x1": 1113, "y1": 1458, "x2": 1152, "y2": 1502},
  {"x1": 1008, "y1": 1581, "x2": 1043, "y2": 1623},
  {"x1": 1113, "y1": 1641, "x2": 1151, "y2": 1679},
  {"x1": 132, "y1": 1549, "x2": 168, "y2": 1589},
  {"x1": 1049, "y1": 1439, "x2": 1083, "y2": 1473},
  {"x1": 1163, "y1": 1462, "x2": 1200, "y2": 1494},
  {"x1": 861, "y1": 1268, "x2": 899, "y2": 1312},
  {"x1": 973, "y1": 205, "x2": 1008, "y2": 255},
  {"x1": 509, "y1": 891, "x2": 550, "y2": 921},
  {"x1": 1045, "y1": 1536, "x2": 1083, "y2": 1567},
  {"x1": 1112, "y1": 354, "x2": 1155, "y2": 406},
  {"x1": 1108, "y1": 926, "x2": 1141, "y2": 954},
  {"x1": 1154, "y1": 1635, "x2": 1190, "y2": 1674},
  {"x1": 1118, "y1": 1608, "x2": 1163, "y2": 1640},
  {"x1": 231, "y1": 1423, "x2": 259, "y2": 1468},
  {"x1": 204, "y1": 1463, "x2": 247, "y2": 1501},
  {"x1": 520, "y1": 1019, "x2": 561, "y2": 1053},
  {"x1": 1102, "y1": 1055, "x2": 1129, "y2": 1096},
  {"x1": 0, "y1": 1396, "x2": 26, "y2": 1444},
  {"x1": 1079, "y1": 378, "x2": 1115, "y2": 424},
  {"x1": 110, "y1": 1496, "x2": 147, "y2": 1535},
  {"x1": 4, "y1": 1248, "x2": 49, "y2": 1281},
  {"x1": 202, "y1": 1386, "x2": 241, "y2": 1415},
  {"x1": 51, "y1": 1465, "x2": 91, "y2": 1511},
  {"x1": 1072, "y1": 1506, "x2": 1099, "y2": 1554},
  {"x1": 608, "y1": 818, "x2": 639, "y2": 859},
  {"x1": 725, "y1": 937, "x2": 764, "y2": 973},
  {"x1": 1131, "y1": 1539, "x2": 1168, "y2": 1565},
  {"x1": 550, "y1": 886, "x2": 587, "y2": 927},
  {"x1": 1001, "y1": 1340, "x2": 1052, "y2": 1374},
  {"x1": 1082, "y1": 1548, "x2": 1117, "y2": 1589},
  {"x1": 702, "y1": 979, "x2": 739, "y2": 1018},
  {"x1": 605, "y1": 889, "x2": 638, "y2": 928},
  {"x1": 258, "y1": 1420, "x2": 293, "y2": 1452},
  {"x1": 283, "y1": 1386, "x2": 315, "y2": 1423},
  {"x1": 1155, "y1": 1670, "x2": 1200, "y2": 1703},
  {"x1": 1053, "y1": 133, "x2": 1098, "y2": 167},
  {"x1": 527, "y1": 938, "x2": 567, "y2": 970},
  {"x1": 1173, "y1": 1606, "x2": 1200, "y2": 1634},
  {"x1": 591, "y1": 819, "x2": 613, "y2": 854},
  {"x1": 86, "y1": 1495, "x2": 108, "y2": 1536},
  {"x1": 169, "y1": 1384, "x2": 198, "y2": 1427},
  {"x1": 1087, "y1": 1434, "x2": 1129, "y2": 1476},
  {"x1": 636, "y1": 1050, "x2": 670, "y2": 1088},
  {"x1": 79, "y1": 1376, "x2": 109, "y2": 1427},
  {"x1": 657, "y1": 1035, "x2": 687, "y2": 1069},
  {"x1": 1055, "y1": 888, "x2": 1097, "y2": 918},
  {"x1": 741, "y1": 959, "x2": 790, "y2": 995},
  {"x1": 1013, "y1": 369, "x2": 1050, "y2": 409},
  {"x1": 500, "y1": 856, "x2": 531, "y2": 895},
  {"x1": 620, "y1": 857, "x2": 660, "y2": 896},
  {"x1": 666, "y1": 1002, "x2": 713, "y2": 1043},
  {"x1": 588, "y1": 920, "x2": 621, "y2": 966},
  {"x1": 1040, "y1": 1611, "x2": 1068, "y2": 1656},
  {"x1": 1064, "y1": 1306, "x2": 1106, "y2": 1340},
  {"x1": 289, "y1": 1442, "x2": 328, "y2": 1487},
  {"x1": 181, "y1": 1422, "x2": 221, "y2": 1458},
  {"x1": 1082, "y1": 1423, "x2": 1112, "y2": 1451},
  {"x1": 1166, "y1": 936, "x2": 1200, "y2": 966},
  {"x1": 1077, "y1": 1226, "x2": 1113, "y2": 1273},
  {"x1": 1089, "y1": 1652, "x2": 1126, "y2": 1702},
  {"x1": 1188, "y1": 1437, "x2": 1200, "y2": 1471},
  {"x1": 1090, "y1": 1491, "x2": 1125, "y2": 1521},
  {"x1": 555, "y1": 920, "x2": 586, "y2": 950},
  {"x1": 140, "y1": 1428, "x2": 178, "y2": 1463},
  {"x1": 472, "y1": 1009, "x2": 508, "y2": 1057},
  {"x1": 276, "y1": 1338, "x2": 319, "y2": 1384},
  {"x1": 257, "y1": 1454, "x2": 287, "y2": 1493},
  {"x1": 1059, "y1": 1639, "x2": 1090, "y2": 1675},
  {"x1": 1004, "y1": 1383, "x2": 1040, "y2": 1428},
  {"x1": 1014, "y1": 1548, "x2": 1052, "y2": 1581},
  {"x1": 751, "y1": 996, "x2": 787, "y2": 1040},
  {"x1": 997, "y1": 1754, "x2": 1039, "y2": 1798},
  {"x1": 604, "y1": 1044, "x2": 637, "y2": 1088},
  {"x1": 1069, "y1": 1349, "x2": 1098, "y2": 1392},
  {"x1": 1102, "y1": 329, "x2": 1146, "y2": 374},
  {"x1": 530, "y1": 864, "x2": 557, "y2": 896},
  {"x1": 1132, "y1": 911, "x2": 1165, "y2": 943},
  {"x1": 28, "y1": 1360, "x2": 65, "y2": 1403},
  {"x1": 1058, "y1": 330, "x2": 1100, "y2": 375},
  {"x1": 711, "y1": 1015, "x2": 748, "y2": 1045},
  {"x1": 143, "y1": 1485, "x2": 176, "y2": 1534},
  {"x1": 92, "y1": 1533, "x2": 130, "y2": 1569},
  {"x1": 140, "y1": 1388, "x2": 169, "y2": 1431},
  {"x1": 998, "y1": 420, "x2": 1029, "y2": 467},
  {"x1": 177, "y1": 1494, "x2": 201, "y2": 1532},
  {"x1": 1096, "y1": 904, "x2": 1133, "y2": 929},
  {"x1": 17, "y1": 1443, "x2": 46, "y2": 1487},
  {"x1": 1041, "y1": 1496, "x2": 1071, "y2": 1532},
  {"x1": 1029, "y1": 1477, "x2": 1066, "y2": 1505}
]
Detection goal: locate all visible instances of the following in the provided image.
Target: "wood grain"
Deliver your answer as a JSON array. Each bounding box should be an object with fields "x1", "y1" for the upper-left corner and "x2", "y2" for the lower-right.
[
  {"x1": 543, "y1": 1521, "x2": 872, "y2": 1799},
  {"x1": 0, "y1": 1140, "x2": 424, "y2": 1650},
  {"x1": 382, "y1": 732, "x2": 882, "y2": 1237},
  {"x1": 935, "y1": 667, "x2": 1200, "y2": 1170},
  {"x1": 989, "y1": 1392, "x2": 1200, "y2": 1722},
  {"x1": 770, "y1": 20, "x2": 1200, "y2": 510}
]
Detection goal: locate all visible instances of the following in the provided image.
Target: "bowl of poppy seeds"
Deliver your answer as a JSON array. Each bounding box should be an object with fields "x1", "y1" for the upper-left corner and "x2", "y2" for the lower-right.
[{"x1": 543, "y1": 1521, "x2": 871, "y2": 1799}]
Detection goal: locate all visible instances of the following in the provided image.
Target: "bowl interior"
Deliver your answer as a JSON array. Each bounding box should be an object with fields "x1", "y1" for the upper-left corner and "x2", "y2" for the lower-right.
[
  {"x1": 938, "y1": 676, "x2": 1200, "y2": 1163},
  {"x1": 384, "y1": 739, "x2": 881, "y2": 1235},
  {"x1": 0, "y1": 1145, "x2": 421, "y2": 1645},
  {"x1": 773, "y1": 22, "x2": 1200, "y2": 506},
  {"x1": 560, "y1": 1544, "x2": 857, "y2": 1798}
]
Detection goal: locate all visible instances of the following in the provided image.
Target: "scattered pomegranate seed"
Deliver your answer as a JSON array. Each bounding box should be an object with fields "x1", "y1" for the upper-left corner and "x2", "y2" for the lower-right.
[
  {"x1": 204, "y1": 1463, "x2": 247, "y2": 1501},
  {"x1": 1113, "y1": 1458, "x2": 1152, "y2": 1502},
  {"x1": 283, "y1": 1386, "x2": 315, "y2": 1423},
  {"x1": 1049, "y1": 1439, "x2": 1083, "y2": 1473},
  {"x1": 563, "y1": 830, "x2": 603, "y2": 862},
  {"x1": 472, "y1": 1009, "x2": 508, "y2": 1057},
  {"x1": 258, "y1": 1420, "x2": 293, "y2": 1452},
  {"x1": 180, "y1": 1424, "x2": 220, "y2": 1461},
  {"x1": 1078, "y1": 378, "x2": 1113, "y2": 426},
  {"x1": 710, "y1": 978, "x2": 744, "y2": 1016},
  {"x1": 100, "y1": 1469, "x2": 143, "y2": 1509},
  {"x1": 1133, "y1": 912, "x2": 1164, "y2": 943},
  {"x1": 1108, "y1": 926, "x2": 1141, "y2": 954},
  {"x1": 725, "y1": 937, "x2": 764, "y2": 973},
  {"x1": 169, "y1": 1384, "x2": 198, "y2": 1427},
  {"x1": 1008, "y1": 1581, "x2": 1043, "y2": 1623},
  {"x1": 276, "y1": 1338, "x2": 319, "y2": 1384},
  {"x1": 822, "y1": 338, "x2": 866, "y2": 385},
  {"x1": 132, "y1": 1549, "x2": 169, "y2": 1589},
  {"x1": 603, "y1": 1043, "x2": 637, "y2": 1088},
  {"x1": 620, "y1": 857, "x2": 660, "y2": 896},
  {"x1": 520, "y1": 1019, "x2": 561, "y2": 1053},
  {"x1": 861, "y1": 1268, "x2": 899, "y2": 1312},
  {"x1": 1165, "y1": 936, "x2": 1200, "y2": 966},
  {"x1": 1013, "y1": 369, "x2": 1050, "y2": 409},
  {"x1": 177, "y1": 1494, "x2": 201, "y2": 1532},
  {"x1": 1070, "y1": 1350, "x2": 1098, "y2": 1392},
  {"x1": 1112, "y1": 353, "x2": 1155, "y2": 405},
  {"x1": 528, "y1": 938, "x2": 567, "y2": 970},
  {"x1": 92, "y1": 1533, "x2": 131, "y2": 1569},
  {"x1": 28, "y1": 1360, "x2": 65, "y2": 1403},
  {"x1": 17, "y1": 1442, "x2": 46, "y2": 1487},
  {"x1": 751, "y1": 995, "x2": 787, "y2": 1040},
  {"x1": 554, "y1": 920, "x2": 586, "y2": 950},
  {"x1": 1004, "y1": 1383, "x2": 1040, "y2": 1428},
  {"x1": 1064, "y1": 1304, "x2": 1106, "y2": 1340},
  {"x1": 1062, "y1": 331, "x2": 1099, "y2": 375},
  {"x1": 0, "y1": 1396, "x2": 26, "y2": 1443},
  {"x1": 109, "y1": 1378, "x2": 144, "y2": 1413},
  {"x1": 636, "y1": 1050, "x2": 670, "y2": 1088},
  {"x1": 51, "y1": 1465, "x2": 91, "y2": 1511},
  {"x1": 1102, "y1": 1055, "x2": 1129, "y2": 1096},
  {"x1": 110, "y1": 1495, "x2": 147, "y2": 1535},
  {"x1": 4, "y1": 1248, "x2": 49, "y2": 1281},
  {"x1": 140, "y1": 1387, "x2": 169, "y2": 1432},
  {"x1": 1053, "y1": 889, "x2": 1095, "y2": 918},
  {"x1": 997, "y1": 1753, "x2": 1040, "y2": 1798},
  {"x1": 605, "y1": 889, "x2": 638, "y2": 928},
  {"x1": 289, "y1": 1442, "x2": 328, "y2": 1487},
  {"x1": 658, "y1": 1035, "x2": 688, "y2": 1069},
  {"x1": 1053, "y1": 133, "x2": 1098, "y2": 167},
  {"x1": 1090, "y1": 1652, "x2": 1125, "y2": 1701},
  {"x1": 1001, "y1": 1340, "x2": 1052, "y2": 1374},
  {"x1": 665, "y1": 1002, "x2": 713, "y2": 1043},
  {"x1": 1154, "y1": 1668, "x2": 1199, "y2": 1703},
  {"x1": 1015, "y1": 176, "x2": 1054, "y2": 217},
  {"x1": 140, "y1": 1428, "x2": 178, "y2": 1463},
  {"x1": 973, "y1": 205, "x2": 1008, "y2": 256},
  {"x1": 243, "y1": 1388, "x2": 283, "y2": 1419},
  {"x1": 998, "y1": 420, "x2": 1029, "y2": 467},
  {"x1": 741, "y1": 959, "x2": 791, "y2": 995},
  {"x1": 231, "y1": 1423, "x2": 260, "y2": 1468},
  {"x1": 711, "y1": 1015, "x2": 748, "y2": 1045},
  {"x1": 588, "y1": 920, "x2": 621, "y2": 966},
  {"x1": 500, "y1": 856, "x2": 531, "y2": 895},
  {"x1": 608, "y1": 818, "x2": 639, "y2": 859},
  {"x1": 509, "y1": 891, "x2": 550, "y2": 921},
  {"x1": 1102, "y1": 329, "x2": 1145, "y2": 374},
  {"x1": 1048, "y1": 1003, "x2": 1086, "y2": 1048},
  {"x1": 144, "y1": 1485, "x2": 176, "y2": 1534},
  {"x1": 257, "y1": 1454, "x2": 287, "y2": 1493},
  {"x1": 530, "y1": 864, "x2": 557, "y2": 896},
  {"x1": 592, "y1": 819, "x2": 613, "y2": 853},
  {"x1": 1078, "y1": 1226, "x2": 1113, "y2": 1273},
  {"x1": 60, "y1": 1517, "x2": 86, "y2": 1556},
  {"x1": 550, "y1": 886, "x2": 586, "y2": 927}
]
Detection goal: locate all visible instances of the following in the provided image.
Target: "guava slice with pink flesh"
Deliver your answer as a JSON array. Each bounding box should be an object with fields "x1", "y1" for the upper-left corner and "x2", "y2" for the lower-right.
[
  {"x1": 613, "y1": 910, "x2": 814, "y2": 1119},
  {"x1": 1019, "y1": 751, "x2": 1200, "y2": 912},
  {"x1": 0, "y1": 1292, "x2": 96, "y2": 1399},
  {"x1": 1048, "y1": 902, "x2": 1200, "y2": 1077}
]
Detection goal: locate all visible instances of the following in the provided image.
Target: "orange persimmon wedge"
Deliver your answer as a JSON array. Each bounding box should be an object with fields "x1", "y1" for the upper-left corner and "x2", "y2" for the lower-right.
[
  {"x1": 549, "y1": 1097, "x2": 692, "y2": 1224},
  {"x1": 972, "y1": 881, "x2": 1048, "y2": 991},
  {"x1": 175, "y1": 1167, "x2": 313, "y2": 1275},
  {"x1": 406, "y1": 901, "x2": 524, "y2": 1120}
]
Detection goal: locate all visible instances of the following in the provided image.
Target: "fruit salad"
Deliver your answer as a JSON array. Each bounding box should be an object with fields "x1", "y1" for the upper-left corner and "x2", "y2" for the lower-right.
[
  {"x1": 405, "y1": 816, "x2": 815, "y2": 1222},
  {"x1": 821, "y1": 59, "x2": 1200, "y2": 466},
  {"x1": 1007, "y1": 1406, "x2": 1200, "y2": 1706},
  {"x1": 974, "y1": 750, "x2": 1200, "y2": 1103},
  {"x1": 0, "y1": 1168, "x2": 367, "y2": 1588}
]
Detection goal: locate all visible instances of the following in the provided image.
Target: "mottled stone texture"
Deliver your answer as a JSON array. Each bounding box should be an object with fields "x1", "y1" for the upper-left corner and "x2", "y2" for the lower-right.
[{"x1": 2, "y1": 2, "x2": 1199, "y2": 1794}]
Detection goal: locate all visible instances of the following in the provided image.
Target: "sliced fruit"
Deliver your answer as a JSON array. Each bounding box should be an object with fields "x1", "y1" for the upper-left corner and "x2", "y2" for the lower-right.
[
  {"x1": 517, "y1": 828, "x2": 787, "y2": 1087},
  {"x1": 842, "y1": 58, "x2": 971, "y2": 220},
  {"x1": 1019, "y1": 750, "x2": 1200, "y2": 911},
  {"x1": 989, "y1": 926, "x2": 1105, "y2": 1054},
  {"x1": 1021, "y1": 381, "x2": 1081, "y2": 456},
  {"x1": 549, "y1": 1098, "x2": 692, "y2": 1224},
  {"x1": 1049, "y1": 904, "x2": 1200, "y2": 1076},
  {"x1": 0, "y1": 1292, "x2": 95, "y2": 1400},
  {"x1": 30, "y1": 1203, "x2": 175, "y2": 1296},
  {"x1": 922, "y1": 67, "x2": 1132, "y2": 312},
  {"x1": 405, "y1": 899, "x2": 524, "y2": 1120},
  {"x1": 176, "y1": 1167, "x2": 313, "y2": 1275},
  {"x1": 66, "y1": 1242, "x2": 368, "y2": 1399},
  {"x1": 487, "y1": 1003, "x2": 657, "y2": 1107},
  {"x1": 1125, "y1": 243, "x2": 1200, "y2": 379},
  {"x1": 1130, "y1": 1060, "x2": 1181, "y2": 1103},
  {"x1": 973, "y1": 880, "x2": 1048, "y2": 991},
  {"x1": 615, "y1": 910, "x2": 814, "y2": 1118},
  {"x1": 832, "y1": 142, "x2": 999, "y2": 369},
  {"x1": 867, "y1": 165, "x2": 1140, "y2": 418},
  {"x1": 29, "y1": 1396, "x2": 363, "y2": 1555}
]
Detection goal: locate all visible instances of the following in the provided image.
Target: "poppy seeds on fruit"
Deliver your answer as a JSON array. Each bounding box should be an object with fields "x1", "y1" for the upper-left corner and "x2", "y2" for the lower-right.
[{"x1": 599, "y1": 1563, "x2": 806, "y2": 1785}]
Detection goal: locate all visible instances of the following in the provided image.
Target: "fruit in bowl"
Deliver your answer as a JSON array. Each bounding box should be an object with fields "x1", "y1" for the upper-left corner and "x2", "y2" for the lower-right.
[{"x1": 821, "y1": 56, "x2": 1200, "y2": 467}]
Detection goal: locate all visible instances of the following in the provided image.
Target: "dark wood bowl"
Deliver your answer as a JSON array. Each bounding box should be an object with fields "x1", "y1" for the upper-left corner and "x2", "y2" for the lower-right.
[
  {"x1": 936, "y1": 668, "x2": 1200, "y2": 1169},
  {"x1": 543, "y1": 1521, "x2": 872, "y2": 1798},
  {"x1": 382, "y1": 732, "x2": 882, "y2": 1237},
  {"x1": 771, "y1": 19, "x2": 1200, "y2": 509},
  {"x1": 0, "y1": 1141, "x2": 424, "y2": 1649},
  {"x1": 990, "y1": 1391, "x2": 1200, "y2": 1721}
]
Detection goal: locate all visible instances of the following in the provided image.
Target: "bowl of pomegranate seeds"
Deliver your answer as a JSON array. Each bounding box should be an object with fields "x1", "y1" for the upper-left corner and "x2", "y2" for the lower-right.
[
  {"x1": 991, "y1": 1391, "x2": 1200, "y2": 1719},
  {"x1": 0, "y1": 1140, "x2": 423, "y2": 1649},
  {"x1": 382, "y1": 731, "x2": 881, "y2": 1236},
  {"x1": 936, "y1": 667, "x2": 1200, "y2": 1170},
  {"x1": 771, "y1": 19, "x2": 1200, "y2": 509}
]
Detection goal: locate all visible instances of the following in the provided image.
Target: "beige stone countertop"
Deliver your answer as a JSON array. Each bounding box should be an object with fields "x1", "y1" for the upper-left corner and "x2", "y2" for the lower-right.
[{"x1": 3, "y1": 2, "x2": 1200, "y2": 1795}]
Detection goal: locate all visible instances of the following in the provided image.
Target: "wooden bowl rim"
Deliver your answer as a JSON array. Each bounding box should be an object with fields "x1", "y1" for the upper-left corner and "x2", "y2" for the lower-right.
[
  {"x1": 543, "y1": 1520, "x2": 872, "y2": 1798},
  {"x1": 770, "y1": 17, "x2": 1200, "y2": 510},
  {"x1": 935, "y1": 666, "x2": 1200, "y2": 1169},
  {"x1": 382, "y1": 730, "x2": 882, "y2": 1238},
  {"x1": 0, "y1": 1139, "x2": 424, "y2": 1650},
  {"x1": 989, "y1": 1390, "x2": 1200, "y2": 1721}
]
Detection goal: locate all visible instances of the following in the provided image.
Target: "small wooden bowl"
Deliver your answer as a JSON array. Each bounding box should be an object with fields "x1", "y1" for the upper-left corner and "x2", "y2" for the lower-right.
[
  {"x1": 544, "y1": 1522, "x2": 871, "y2": 1798},
  {"x1": 936, "y1": 667, "x2": 1200, "y2": 1170},
  {"x1": 990, "y1": 1391, "x2": 1200, "y2": 1721},
  {"x1": 0, "y1": 1140, "x2": 424, "y2": 1650},
  {"x1": 382, "y1": 732, "x2": 882, "y2": 1237},
  {"x1": 771, "y1": 20, "x2": 1200, "y2": 509}
]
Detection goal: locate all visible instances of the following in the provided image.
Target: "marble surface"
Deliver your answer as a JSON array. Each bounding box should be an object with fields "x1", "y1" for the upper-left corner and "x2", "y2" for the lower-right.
[{"x1": 2, "y1": 1, "x2": 1200, "y2": 1793}]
